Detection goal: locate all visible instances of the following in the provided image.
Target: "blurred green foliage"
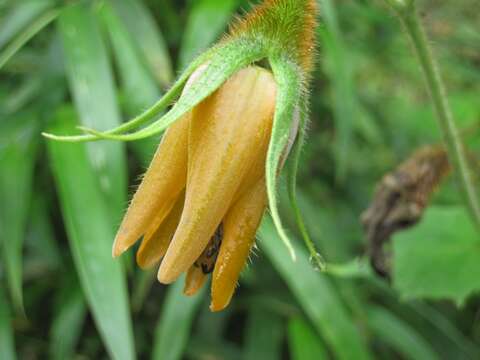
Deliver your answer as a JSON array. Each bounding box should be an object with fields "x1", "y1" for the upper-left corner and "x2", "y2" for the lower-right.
[{"x1": 0, "y1": 0, "x2": 479, "y2": 359}]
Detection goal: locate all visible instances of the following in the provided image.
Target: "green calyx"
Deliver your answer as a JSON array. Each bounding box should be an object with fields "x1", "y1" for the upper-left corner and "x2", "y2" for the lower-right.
[{"x1": 230, "y1": 0, "x2": 317, "y2": 73}]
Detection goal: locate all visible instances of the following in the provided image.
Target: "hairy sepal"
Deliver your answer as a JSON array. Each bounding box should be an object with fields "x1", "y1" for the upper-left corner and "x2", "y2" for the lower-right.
[
  {"x1": 41, "y1": 45, "x2": 212, "y2": 142},
  {"x1": 230, "y1": 0, "x2": 318, "y2": 73},
  {"x1": 286, "y1": 96, "x2": 326, "y2": 270},
  {"x1": 266, "y1": 56, "x2": 304, "y2": 261}
]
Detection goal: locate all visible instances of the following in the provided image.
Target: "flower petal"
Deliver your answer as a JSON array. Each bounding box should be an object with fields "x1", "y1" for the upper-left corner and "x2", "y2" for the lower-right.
[
  {"x1": 158, "y1": 66, "x2": 276, "y2": 283},
  {"x1": 210, "y1": 179, "x2": 267, "y2": 312},
  {"x1": 112, "y1": 113, "x2": 190, "y2": 257},
  {"x1": 136, "y1": 190, "x2": 185, "y2": 269},
  {"x1": 183, "y1": 266, "x2": 208, "y2": 296},
  {"x1": 183, "y1": 223, "x2": 223, "y2": 296}
]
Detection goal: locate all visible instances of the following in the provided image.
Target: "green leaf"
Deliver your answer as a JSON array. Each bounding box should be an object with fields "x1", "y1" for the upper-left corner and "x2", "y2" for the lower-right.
[
  {"x1": 47, "y1": 107, "x2": 135, "y2": 360},
  {"x1": 109, "y1": 0, "x2": 173, "y2": 87},
  {"x1": 393, "y1": 206, "x2": 480, "y2": 305},
  {"x1": 0, "y1": 0, "x2": 52, "y2": 49},
  {"x1": 185, "y1": 337, "x2": 242, "y2": 360},
  {"x1": 49, "y1": 278, "x2": 87, "y2": 360},
  {"x1": 24, "y1": 192, "x2": 62, "y2": 275},
  {"x1": 259, "y1": 217, "x2": 373, "y2": 360},
  {"x1": 317, "y1": 0, "x2": 358, "y2": 182},
  {"x1": 98, "y1": 1, "x2": 161, "y2": 165},
  {"x1": 58, "y1": 2, "x2": 127, "y2": 220},
  {"x1": 288, "y1": 317, "x2": 329, "y2": 360},
  {"x1": 367, "y1": 306, "x2": 439, "y2": 360},
  {"x1": 0, "y1": 116, "x2": 38, "y2": 312},
  {"x1": 0, "y1": 286, "x2": 16, "y2": 360},
  {"x1": 244, "y1": 309, "x2": 283, "y2": 360},
  {"x1": 409, "y1": 303, "x2": 480, "y2": 359},
  {"x1": 131, "y1": 269, "x2": 156, "y2": 313},
  {"x1": 99, "y1": 2, "x2": 159, "y2": 113},
  {"x1": 179, "y1": 0, "x2": 238, "y2": 69},
  {"x1": 0, "y1": 8, "x2": 58, "y2": 71},
  {"x1": 152, "y1": 277, "x2": 204, "y2": 360}
]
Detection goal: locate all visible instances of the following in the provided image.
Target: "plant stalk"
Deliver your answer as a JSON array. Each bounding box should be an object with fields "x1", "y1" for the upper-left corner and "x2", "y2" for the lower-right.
[{"x1": 388, "y1": 0, "x2": 480, "y2": 229}]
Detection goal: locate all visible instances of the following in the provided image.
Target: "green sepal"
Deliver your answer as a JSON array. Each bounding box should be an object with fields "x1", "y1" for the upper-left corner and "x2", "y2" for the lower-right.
[
  {"x1": 45, "y1": 39, "x2": 265, "y2": 142},
  {"x1": 41, "y1": 45, "x2": 212, "y2": 142},
  {"x1": 287, "y1": 96, "x2": 326, "y2": 271},
  {"x1": 266, "y1": 55, "x2": 304, "y2": 261}
]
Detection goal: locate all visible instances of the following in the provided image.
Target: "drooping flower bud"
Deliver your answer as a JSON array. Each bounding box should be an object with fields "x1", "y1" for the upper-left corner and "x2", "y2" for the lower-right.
[{"x1": 43, "y1": 0, "x2": 325, "y2": 310}]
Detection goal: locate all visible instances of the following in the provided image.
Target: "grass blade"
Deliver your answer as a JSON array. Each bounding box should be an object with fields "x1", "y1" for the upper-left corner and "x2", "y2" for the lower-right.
[
  {"x1": 367, "y1": 306, "x2": 439, "y2": 360},
  {"x1": 0, "y1": 116, "x2": 38, "y2": 312},
  {"x1": 0, "y1": 0, "x2": 53, "y2": 49},
  {"x1": 49, "y1": 278, "x2": 87, "y2": 360},
  {"x1": 152, "y1": 278, "x2": 205, "y2": 360},
  {"x1": 317, "y1": 0, "x2": 358, "y2": 183},
  {"x1": 47, "y1": 107, "x2": 135, "y2": 360},
  {"x1": 288, "y1": 317, "x2": 329, "y2": 360},
  {"x1": 58, "y1": 3, "x2": 127, "y2": 220},
  {"x1": 99, "y1": 2, "x2": 159, "y2": 113},
  {"x1": 0, "y1": 8, "x2": 58, "y2": 72},
  {"x1": 0, "y1": 286, "x2": 16, "y2": 360},
  {"x1": 410, "y1": 302, "x2": 480, "y2": 359},
  {"x1": 244, "y1": 309, "x2": 283, "y2": 360},
  {"x1": 259, "y1": 216, "x2": 372, "y2": 360},
  {"x1": 179, "y1": 0, "x2": 239, "y2": 69},
  {"x1": 99, "y1": 1, "x2": 161, "y2": 164},
  {"x1": 24, "y1": 192, "x2": 62, "y2": 277},
  {"x1": 110, "y1": 0, "x2": 173, "y2": 87}
]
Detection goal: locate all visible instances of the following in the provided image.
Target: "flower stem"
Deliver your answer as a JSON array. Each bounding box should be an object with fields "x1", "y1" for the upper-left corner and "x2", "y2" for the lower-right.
[{"x1": 387, "y1": 0, "x2": 480, "y2": 229}]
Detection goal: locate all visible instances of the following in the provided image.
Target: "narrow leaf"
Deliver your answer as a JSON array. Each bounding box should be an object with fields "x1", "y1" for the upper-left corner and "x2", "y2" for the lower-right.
[
  {"x1": 317, "y1": 0, "x2": 358, "y2": 182},
  {"x1": 110, "y1": 0, "x2": 173, "y2": 87},
  {"x1": 0, "y1": 286, "x2": 16, "y2": 360},
  {"x1": 185, "y1": 337, "x2": 242, "y2": 360},
  {"x1": 50, "y1": 279, "x2": 87, "y2": 360},
  {"x1": 410, "y1": 302, "x2": 480, "y2": 359},
  {"x1": 0, "y1": 0, "x2": 52, "y2": 49},
  {"x1": 244, "y1": 309, "x2": 283, "y2": 360},
  {"x1": 99, "y1": 2, "x2": 160, "y2": 113},
  {"x1": 58, "y1": 2, "x2": 127, "y2": 219},
  {"x1": 0, "y1": 116, "x2": 38, "y2": 311},
  {"x1": 259, "y1": 217, "x2": 373, "y2": 360},
  {"x1": 179, "y1": 0, "x2": 239, "y2": 68},
  {"x1": 24, "y1": 192, "x2": 62, "y2": 275},
  {"x1": 47, "y1": 108, "x2": 135, "y2": 360},
  {"x1": 288, "y1": 317, "x2": 328, "y2": 360},
  {"x1": 98, "y1": 1, "x2": 161, "y2": 164},
  {"x1": 367, "y1": 306, "x2": 438, "y2": 360},
  {"x1": 0, "y1": 9, "x2": 58, "y2": 70},
  {"x1": 152, "y1": 278, "x2": 204, "y2": 360},
  {"x1": 131, "y1": 269, "x2": 156, "y2": 313}
]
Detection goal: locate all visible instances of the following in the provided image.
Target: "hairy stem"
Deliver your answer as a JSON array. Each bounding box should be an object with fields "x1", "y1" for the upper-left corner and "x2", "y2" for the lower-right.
[{"x1": 387, "y1": 0, "x2": 480, "y2": 229}]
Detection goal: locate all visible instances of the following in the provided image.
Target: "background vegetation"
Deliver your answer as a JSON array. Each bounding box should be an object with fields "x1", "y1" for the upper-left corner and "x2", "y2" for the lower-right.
[{"x1": 1, "y1": 0, "x2": 479, "y2": 359}]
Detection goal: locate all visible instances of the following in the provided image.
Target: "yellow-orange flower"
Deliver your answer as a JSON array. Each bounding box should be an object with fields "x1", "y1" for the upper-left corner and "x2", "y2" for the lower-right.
[{"x1": 113, "y1": 66, "x2": 277, "y2": 311}]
